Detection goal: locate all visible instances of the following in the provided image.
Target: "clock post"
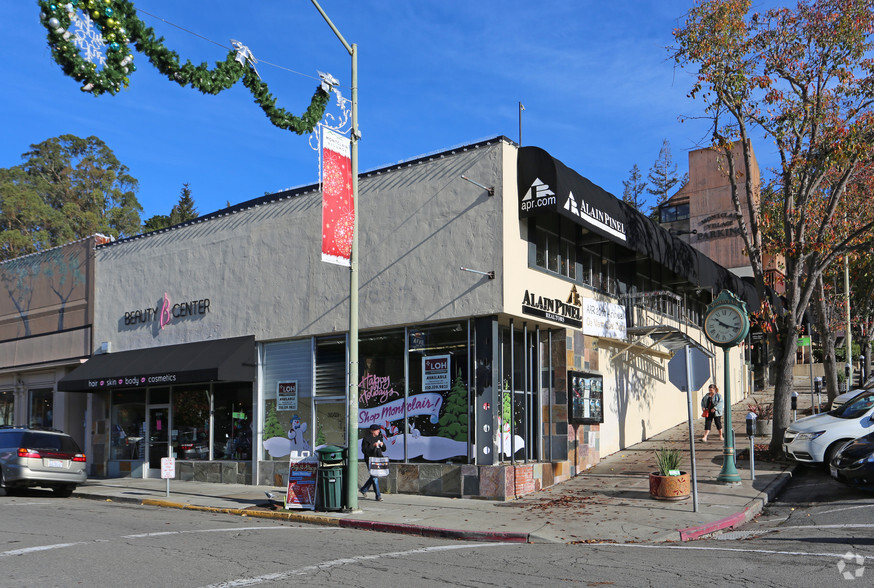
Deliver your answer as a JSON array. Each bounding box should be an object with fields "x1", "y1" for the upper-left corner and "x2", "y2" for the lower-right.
[
  {"x1": 717, "y1": 345, "x2": 742, "y2": 483},
  {"x1": 704, "y1": 290, "x2": 750, "y2": 485}
]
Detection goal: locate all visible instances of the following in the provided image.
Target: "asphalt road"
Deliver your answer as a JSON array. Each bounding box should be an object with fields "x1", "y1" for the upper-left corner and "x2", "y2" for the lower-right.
[{"x1": 2, "y1": 472, "x2": 872, "y2": 588}]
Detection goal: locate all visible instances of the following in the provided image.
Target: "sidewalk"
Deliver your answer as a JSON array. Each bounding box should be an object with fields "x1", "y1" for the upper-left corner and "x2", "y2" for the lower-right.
[{"x1": 72, "y1": 389, "x2": 797, "y2": 544}]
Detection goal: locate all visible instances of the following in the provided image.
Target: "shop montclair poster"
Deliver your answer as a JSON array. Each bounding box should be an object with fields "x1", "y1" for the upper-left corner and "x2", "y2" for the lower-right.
[{"x1": 321, "y1": 128, "x2": 354, "y2": 266}]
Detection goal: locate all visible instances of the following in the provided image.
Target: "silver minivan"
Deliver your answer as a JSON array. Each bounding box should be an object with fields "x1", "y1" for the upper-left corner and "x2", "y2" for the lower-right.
[{"x1": 0, "y1": 427, "x2": 87, "y2": 497}]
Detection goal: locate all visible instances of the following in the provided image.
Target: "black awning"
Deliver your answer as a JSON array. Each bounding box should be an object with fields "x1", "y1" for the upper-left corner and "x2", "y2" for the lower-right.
[
  {"x1": 517, "y1": 146, "x2": 760, "y2": 308},
  {"x1": 58, "y1": 335, "x2": 255, "y2": 392}
]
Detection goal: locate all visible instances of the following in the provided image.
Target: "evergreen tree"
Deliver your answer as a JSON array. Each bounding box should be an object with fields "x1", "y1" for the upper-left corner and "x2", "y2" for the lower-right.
[
  {"x1": 0, "y1": 135, "x2": 142, "y2": 260},
  {"x1": 621, "y1": 163, "x2": 647, "y2": 211},
  {"x1": 263, "y1": 405, "x2": 285, "y2": 440},
  {"x1": 143, "y1": 214, "x2": 171, "y2": 232},
  {"x1": 646, "y1": 139, "x2": 687, "y2": 217},
  {"x1": 438, "y1": 373, "x2": 469, "y2": 442},
  {"x1": 141, "y1": 183, "x2": 198, "y2": 233},
  {"x1": 169, "y1": 182, "x2": 198, "y2": 225}
]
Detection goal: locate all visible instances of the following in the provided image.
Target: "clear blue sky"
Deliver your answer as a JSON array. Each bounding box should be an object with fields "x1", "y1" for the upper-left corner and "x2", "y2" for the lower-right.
[{"x1": 3, "y1": 1, "x2": 778, "y2": 223}]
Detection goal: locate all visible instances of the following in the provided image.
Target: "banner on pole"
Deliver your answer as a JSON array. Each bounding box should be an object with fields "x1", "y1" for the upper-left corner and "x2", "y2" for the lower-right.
[{"x1": 321, "y1": 127, "x2": 354, "y2": 266}]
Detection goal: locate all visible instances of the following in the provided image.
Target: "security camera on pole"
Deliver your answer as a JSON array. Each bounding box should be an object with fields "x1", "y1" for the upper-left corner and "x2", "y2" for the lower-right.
[{"x1": 703, "y1": 290, "x2": 751, "y2": 485}]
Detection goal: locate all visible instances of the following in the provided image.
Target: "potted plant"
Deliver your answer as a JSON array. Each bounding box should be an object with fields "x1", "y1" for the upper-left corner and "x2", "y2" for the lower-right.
[
  {"x1": 747, "y1": 399, "x2": 773, "y2": 436},
  {"x1": 648, "y1": 447, "x2": 690, "y2": 501}
]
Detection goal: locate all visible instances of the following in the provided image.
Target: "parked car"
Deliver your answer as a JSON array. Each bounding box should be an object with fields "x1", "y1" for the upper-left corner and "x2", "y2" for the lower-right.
[
  {"x1": 829, "y1": 430, "x2": 874, "y2": 491},
  {"x1": 783, "y1": 389, "x2": 874, "y2": 466},
  {"x1": 176, "y1": 428, "x2": 209, "y2": 460},
  {"x1": 831, "y1": 381, "x2": 874, "y2": 410},
  {"x1": 0, "y1": 427, "x2": 87, "y2": 497}
]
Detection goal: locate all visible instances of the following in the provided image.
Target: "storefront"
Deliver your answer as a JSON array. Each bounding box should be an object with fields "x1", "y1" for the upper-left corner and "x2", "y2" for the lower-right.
[
  {"x1": 15, "y1": 136, "x2": 755, "y2": 498},
  {"x1": 58, "y1": 336, "x2": 255, "y2": 480}
]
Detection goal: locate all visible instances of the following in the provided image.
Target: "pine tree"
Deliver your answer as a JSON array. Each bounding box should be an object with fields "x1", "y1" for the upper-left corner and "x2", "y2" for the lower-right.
[
  {"x1": 621, "y1": 164, "x2": 647, "y2": 211},
  {"x1": 263, "y1": 405, "x2": 285, "y2": 440},
  {"x1": 169, "y1": 183, "x2": 198, "y2": 225},
  {"x1": 646, "y1": 139, "x2": 687, "y2": 217},
  {"x1": 438, "y1": 373, "x2": 469, "y2": 442}
]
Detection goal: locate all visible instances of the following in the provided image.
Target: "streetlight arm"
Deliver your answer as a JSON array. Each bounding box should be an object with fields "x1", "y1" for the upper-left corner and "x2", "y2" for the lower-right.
[{"x1": 311, "y1": 0, "x2": 353, "y2": 55}]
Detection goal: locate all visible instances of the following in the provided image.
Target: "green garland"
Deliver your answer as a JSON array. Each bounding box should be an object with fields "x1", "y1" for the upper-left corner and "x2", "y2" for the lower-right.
[{"x1": 38, "y1": 0, "x2": 329, "y2": 135}]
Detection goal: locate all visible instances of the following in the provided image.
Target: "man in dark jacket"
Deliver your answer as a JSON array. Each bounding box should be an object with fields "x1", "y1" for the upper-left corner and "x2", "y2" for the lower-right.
[{"x1": 359, "y1": 424, "x2": 385, "y2": 501}]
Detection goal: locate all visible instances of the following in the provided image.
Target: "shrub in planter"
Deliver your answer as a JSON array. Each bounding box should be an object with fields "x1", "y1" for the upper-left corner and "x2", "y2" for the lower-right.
[{"x1": 649, "y1": 447, "x2": 690, "y2": 501}]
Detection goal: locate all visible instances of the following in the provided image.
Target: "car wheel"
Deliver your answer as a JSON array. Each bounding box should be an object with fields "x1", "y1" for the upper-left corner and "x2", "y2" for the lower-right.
[
  {"x1": 52, "y1": 485, "x2": 76, "y2": 498},
  {"x1": 0, "y1": 468, "x2": 19, "y2": 496},
  {"x1": 824, "y1": 439, "x2": 852, "y2": 470}
]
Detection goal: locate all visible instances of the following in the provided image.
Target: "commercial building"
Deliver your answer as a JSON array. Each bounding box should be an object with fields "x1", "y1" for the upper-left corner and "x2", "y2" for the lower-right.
[{"x1": 8, "y1": 138, "x2": 756, "y2": 499}]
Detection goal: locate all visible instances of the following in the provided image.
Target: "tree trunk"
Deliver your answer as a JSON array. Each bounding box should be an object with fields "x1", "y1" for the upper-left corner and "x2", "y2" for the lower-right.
[{"x1": 769, "y1": 333, "x2": 798, "y2": 455}]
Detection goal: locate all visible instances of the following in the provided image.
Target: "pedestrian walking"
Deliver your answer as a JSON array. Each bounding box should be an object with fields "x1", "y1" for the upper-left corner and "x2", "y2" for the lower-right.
[
  {"x1": 701, "y1": 384, "x2": 724, "y2": 442},
  {"x1": 359, "y1": 423, "x2": 385, "y2": 501}
]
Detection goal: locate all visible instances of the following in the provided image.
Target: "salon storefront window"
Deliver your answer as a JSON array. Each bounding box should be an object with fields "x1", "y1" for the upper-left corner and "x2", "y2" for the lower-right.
[
  {"x1": 29, "y1": 389, "x2": 53, "y2": 428},
  {"x1": 111, "y1": 390, "x2": 145, "y2": 460},
  {"x1": 213, "y1": 383, "x2": 253, "y2": 460},
  {"x1": 172, "y1": 386, "x2": 210, "y2": 460},
  {"x1": 0, "y1": 391, "x2": 13, "y2": 426}
]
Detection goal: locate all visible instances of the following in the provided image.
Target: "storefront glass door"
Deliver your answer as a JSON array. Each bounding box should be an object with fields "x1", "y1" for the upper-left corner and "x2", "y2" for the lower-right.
[{"x1": 146, "y1": 405, "x2": 170, "y2": 478}]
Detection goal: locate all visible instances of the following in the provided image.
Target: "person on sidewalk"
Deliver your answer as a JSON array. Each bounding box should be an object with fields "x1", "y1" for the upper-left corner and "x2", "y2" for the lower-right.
[
  {"x1": 701, "y1": 384, "x2": 724, "y2": 442},
  {"x1": 359, "y1": 424, "x2": 385, "y2": 501}
]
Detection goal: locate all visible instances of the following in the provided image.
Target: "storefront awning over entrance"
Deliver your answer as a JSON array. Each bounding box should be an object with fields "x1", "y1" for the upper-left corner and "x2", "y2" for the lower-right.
[
  {"x1": 57, "y1": 335, "x2": 255, "y2": 392},
  {"x1": 517, "y1": 146, "x2": 760, "y2": 308}
]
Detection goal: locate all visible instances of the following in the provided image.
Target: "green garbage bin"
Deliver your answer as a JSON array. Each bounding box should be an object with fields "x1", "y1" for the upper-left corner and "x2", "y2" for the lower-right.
[{"x1": 315, "y1": 445, "x2": 346, "y2": 511}]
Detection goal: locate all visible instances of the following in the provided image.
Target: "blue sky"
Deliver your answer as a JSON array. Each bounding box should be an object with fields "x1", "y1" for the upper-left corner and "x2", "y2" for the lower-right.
[{"x1": 3, "y1": 1, "x2": 779, "y2": 223}]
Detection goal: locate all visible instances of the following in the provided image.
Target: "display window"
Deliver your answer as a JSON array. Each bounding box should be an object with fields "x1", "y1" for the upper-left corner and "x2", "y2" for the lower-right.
[
  {"x1": 0, "y1": 391, "x2": 13, "y2": 426},
  {"x1": 213, "y1": 383, "x2": 253, "y2": 460},
  {"x1": 172, "y1": 386, "x2": 210, "y2": 460},
  {"x1": 260, "y1": 339, "x2": 314, "y2": 461},
  {"x1": 403, "y1": 322, "x2": 470, "y2": 463},
  {"x1": 29, "y1": 389, "x2": 53, "y2": 429},
  {"x1": 568, "y1": 371, "x2": 603, "y2": 424},
  {"x1": 111, "y1": 390, "x2": 145, "y2": 460}
]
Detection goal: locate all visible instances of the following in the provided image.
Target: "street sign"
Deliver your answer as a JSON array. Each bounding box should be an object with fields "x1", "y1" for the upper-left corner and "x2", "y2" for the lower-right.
[
  {"x1": 160, "y1": 457, "x2": 176, "y2": 479},
  {"x1": 797, "y1": 337, "x2": 811, "y2": 347}
]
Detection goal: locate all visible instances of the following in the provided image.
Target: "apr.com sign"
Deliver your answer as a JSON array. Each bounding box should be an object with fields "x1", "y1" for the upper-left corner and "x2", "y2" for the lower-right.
[{"x1": 583, "y1": 299, "x2": 627, "y2": 339}]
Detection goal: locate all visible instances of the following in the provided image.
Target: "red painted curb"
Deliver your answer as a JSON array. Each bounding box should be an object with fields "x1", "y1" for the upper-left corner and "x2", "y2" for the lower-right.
[
  {"x1": 338, "y1": 519, "x2": 528, "y2": 543},
  {"x1": 678, "y1": 507, "x2": 751, "y2": 541}
]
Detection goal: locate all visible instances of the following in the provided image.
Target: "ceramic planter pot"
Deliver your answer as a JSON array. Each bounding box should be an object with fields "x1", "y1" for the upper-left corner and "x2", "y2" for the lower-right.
[
  {"x1": 755, "y1": 419, "x2": 773, "y2": 437},
  {"x1": 648, "y1": 471, "x2": 691, "y2": 500}
]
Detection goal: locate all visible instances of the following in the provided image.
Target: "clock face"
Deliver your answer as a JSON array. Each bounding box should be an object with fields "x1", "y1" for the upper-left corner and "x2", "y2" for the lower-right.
[{"x1": 705, "y1": 305, "x2": 746, "y2": 345}]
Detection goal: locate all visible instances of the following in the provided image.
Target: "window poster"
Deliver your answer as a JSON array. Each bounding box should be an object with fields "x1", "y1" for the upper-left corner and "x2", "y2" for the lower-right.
[
  {"x1": 422, "y1": 354, "x2": 451, "y2": 391},
  {"x1": 277, "y1": 381, "x2": 298, "y2": 412}
]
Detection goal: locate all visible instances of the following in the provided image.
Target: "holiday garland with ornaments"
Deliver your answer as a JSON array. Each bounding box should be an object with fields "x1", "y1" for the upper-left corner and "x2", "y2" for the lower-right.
[{"x1": 38, "y1": 0, "x2": 330, "y2": 134}]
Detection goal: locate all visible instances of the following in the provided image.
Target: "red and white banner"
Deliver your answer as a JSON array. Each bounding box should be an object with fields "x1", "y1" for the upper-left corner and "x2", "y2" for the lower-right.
[{"x1": 321, "y1": 127, "x2": 354, "y2": 266}]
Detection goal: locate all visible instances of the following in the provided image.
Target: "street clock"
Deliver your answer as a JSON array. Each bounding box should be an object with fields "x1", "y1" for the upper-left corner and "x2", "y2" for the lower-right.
[{"x1": 704, "y1": 290, "x2": 750, "y2": 348}]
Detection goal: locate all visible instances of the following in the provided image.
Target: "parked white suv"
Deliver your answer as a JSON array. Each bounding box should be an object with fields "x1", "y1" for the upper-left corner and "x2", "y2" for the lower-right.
[{"x1": 783, "y1": 390, "x2": 874, "y2": 466}]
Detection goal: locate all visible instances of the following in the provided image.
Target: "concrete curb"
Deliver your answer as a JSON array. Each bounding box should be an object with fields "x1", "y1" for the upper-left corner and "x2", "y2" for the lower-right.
[
  {"x1": 677, "y1": 466, "x2": 797, "y2": 541},
  {"x1": 338, "y1": 519, "x2": 529, "y2": 543},
  {"x1": 138, "y1": 499, "x2": 342, "y2": 527}
]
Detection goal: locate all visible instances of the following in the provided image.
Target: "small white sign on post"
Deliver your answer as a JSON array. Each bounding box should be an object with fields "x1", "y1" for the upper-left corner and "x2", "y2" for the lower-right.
[
  {"x1": 161, "y1": 457, "x2": 176, "y2": 479},
  {"x1": 161, "y1": 456, "x2": 175, "y2": 497}
]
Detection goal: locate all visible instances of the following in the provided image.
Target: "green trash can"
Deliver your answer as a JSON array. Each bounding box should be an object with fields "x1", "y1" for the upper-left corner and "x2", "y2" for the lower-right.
[{"x1": 315, "y1": 445, "x2": 346, "y2": 511}]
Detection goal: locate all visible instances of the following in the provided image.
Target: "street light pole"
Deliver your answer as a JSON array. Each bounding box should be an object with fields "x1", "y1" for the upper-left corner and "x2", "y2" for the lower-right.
[{"x1": 311, "y1": 0, "x2": 359, "y2": 511}]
